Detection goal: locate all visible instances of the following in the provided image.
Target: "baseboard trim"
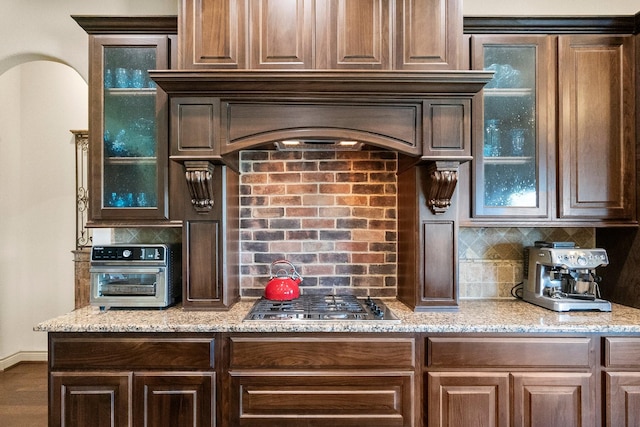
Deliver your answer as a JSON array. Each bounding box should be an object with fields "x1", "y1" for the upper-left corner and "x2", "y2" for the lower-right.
[{"x1": 0, "y1": 351, "x2": 48, "y2": 371}]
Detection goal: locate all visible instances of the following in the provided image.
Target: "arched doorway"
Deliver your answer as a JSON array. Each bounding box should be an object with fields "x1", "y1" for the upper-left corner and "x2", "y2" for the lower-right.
[{"x1": 0, "y1": 59, "x2": 87, "y2": 367}]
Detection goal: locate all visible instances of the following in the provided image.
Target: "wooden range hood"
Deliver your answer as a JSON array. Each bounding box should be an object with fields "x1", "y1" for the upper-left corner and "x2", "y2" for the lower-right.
[{"x1": 151, "y1": 69, "x2": 492, "y2": 214}]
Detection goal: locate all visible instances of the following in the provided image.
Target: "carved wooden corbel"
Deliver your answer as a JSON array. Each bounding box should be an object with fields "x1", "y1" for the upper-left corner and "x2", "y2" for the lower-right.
[
  {"x1": 184, "y1": 161, "x2": 215, "y2": 212},
  {"x1": 425, "y1": 161, "x2": 460, "y2": 215}
]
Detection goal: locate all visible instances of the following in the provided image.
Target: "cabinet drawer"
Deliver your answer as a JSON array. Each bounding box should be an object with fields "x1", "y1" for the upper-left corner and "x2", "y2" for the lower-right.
[
  {"x1": 229, "y1": 372, "x2": 413, "y2": 427},
  {"x1": 230, "y1": 337, "x2": 415, "y2": 369},
  {"x1": 428, "y1": 337, "x2": 592, "y2": 368},
  {"x1": 50, "y1": 335, "x2": 214, "y2": 370},
  {"x1": 604, "y1": 337, "x2": 640, "y2": 367}
]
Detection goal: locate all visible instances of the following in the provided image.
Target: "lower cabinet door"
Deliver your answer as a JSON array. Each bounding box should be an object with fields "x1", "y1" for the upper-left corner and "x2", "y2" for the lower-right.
[
  {"x1": 50, "y1": 372, "x2": 131, "y2": 427},
  {"x1": 512, "y1": 372, "x2": 593, "y2": 427},
  {"x1": 133, "y1": 372, "x2": 215, "y2": 427},
  {"x1": 604, "y1": 372, "x2": 640, "y2": 427},
  {"x1": 427, "y1": 372, "x2": 510, "y2": 427},
  {"x1": 229, "y1": 372, "x2": 414, "y2": 426}
]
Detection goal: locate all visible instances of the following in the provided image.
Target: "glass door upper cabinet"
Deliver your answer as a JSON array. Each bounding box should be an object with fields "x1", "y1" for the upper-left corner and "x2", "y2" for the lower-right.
[
  {"x1": 471, "y1": 35, "x2": 552, "y2": 219},
  {"x1": 89, "y1": 35, "x2": 169, "y2": 222}
]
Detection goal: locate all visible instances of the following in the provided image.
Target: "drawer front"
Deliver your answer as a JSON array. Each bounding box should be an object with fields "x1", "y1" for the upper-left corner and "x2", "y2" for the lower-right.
[
  {"x1": 50, "y1": 335, "x2": 214, "y2": 370},
  {"x1": 428, "y1": 337, "x2": 593, "y2": 368},
  {"x1": 604, "y1": 337, "x2": 640, "y2": 367},
  {"x1": 229, "y1": 372, "x2": 413, "y2": 427},
  {"x1": 230, "y1": 337, "x2": 415, "y2": 369}
]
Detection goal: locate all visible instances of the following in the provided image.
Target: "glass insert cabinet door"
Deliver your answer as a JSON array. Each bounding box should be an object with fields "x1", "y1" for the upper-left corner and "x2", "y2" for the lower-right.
[
  {"x1": 89, "y1": 35, "x2": 169, "y2": 222},
  {"x1": 471, "y1": 35, "x2": 552, "y2": 218}
]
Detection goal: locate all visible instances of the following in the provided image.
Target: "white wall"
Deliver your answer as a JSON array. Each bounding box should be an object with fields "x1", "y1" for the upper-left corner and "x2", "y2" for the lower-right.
[
  {"x1": 0, "y1": 0, "x2": 178, "y2": 366},
  {"x1": 464, "y1": 0, "x2": 640, "y2": 16},
  {"x1": 0, "y1": 0, "x2": 178, "y2": 79},
  {"x1": 0, "y1": 0, "x2": 637, "y2": 365},
  {"x1": 0, "y1": 62, "x2": 87, "y2": 363}
]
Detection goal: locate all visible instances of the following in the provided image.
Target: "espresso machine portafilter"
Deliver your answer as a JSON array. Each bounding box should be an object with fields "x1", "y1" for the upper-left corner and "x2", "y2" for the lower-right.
[{"x1": 522, "y1": 242, "x2": 612, "y2": 312}]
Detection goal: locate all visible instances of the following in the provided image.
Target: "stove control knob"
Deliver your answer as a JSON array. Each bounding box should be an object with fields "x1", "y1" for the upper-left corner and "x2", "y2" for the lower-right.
[{"x1": 122, "y1": 249, "x2": 132, "y2": 258}]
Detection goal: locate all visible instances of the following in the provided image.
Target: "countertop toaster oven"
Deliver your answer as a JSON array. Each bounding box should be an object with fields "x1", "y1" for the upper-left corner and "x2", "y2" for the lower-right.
[{"x1": 90, "y1": 244, "x2": 181, "y2": 310}]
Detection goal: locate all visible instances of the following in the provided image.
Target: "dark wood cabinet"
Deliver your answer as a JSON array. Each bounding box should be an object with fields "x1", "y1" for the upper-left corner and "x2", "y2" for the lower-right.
[
  {"x1": 557, "y1": 35, "x2": 636, "y2": 221},
  {"x1": 179, "y1": 0, "x2": 462, "y2": 70},
  {"x1": 466, "y1": 29, "x2": 636, "y2": 226},
  {"x1": 395, "y1": 0, "x2": 462, "y2": 70},
  {"x1": 169, "y1": 158, "x2": 240, "y2": 310},
  {"x1": 397, "y1": 165, "x2": 460, "y2": 311},
  {"x1": 426, "y1": 336, "x2": 597, "y2": 427},
  {"x1": 602, "y1": 337, "x2": 640, "y2": 426},
  {"x1": 48, "y1": 334, "x2": 217, "y2": 427},
  {"x1": 73, "y1": 17, "x2": 177, "y2": 226},
  {"x1": 48, "y1": 331, "x2": 640, "y2": 427},
  {"x1": 427, "y1": 372, "x2": 509, "y2": 427},
  {"x1": 248, "y1": 0, "x2": 314, "y2": 69},
  {"x1": 469, "y1": 34, "x2": 554, "y2": 221},
  {"x1": 51, "y1": 372, "x2": 131, "y2": 427},
  {"x1": 513, "y1": 372, "x2": 593, "y2": 427},
  {"x1": 133, "y1": 373, "x2": 215, "y2": 427},
  {"x1": 226, "y1": 335, "x2": 417, "y2": 426}
]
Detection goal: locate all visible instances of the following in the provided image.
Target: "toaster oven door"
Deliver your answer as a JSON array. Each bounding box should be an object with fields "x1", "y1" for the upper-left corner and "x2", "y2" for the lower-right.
[{"x1": 90, "y1": 267, "x2": 169, "y2": 309}]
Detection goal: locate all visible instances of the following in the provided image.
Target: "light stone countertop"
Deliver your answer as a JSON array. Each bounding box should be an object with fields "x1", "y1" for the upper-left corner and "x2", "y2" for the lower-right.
[{"x1": 34, "y1": 299, "x2": 640, "y2": 334}]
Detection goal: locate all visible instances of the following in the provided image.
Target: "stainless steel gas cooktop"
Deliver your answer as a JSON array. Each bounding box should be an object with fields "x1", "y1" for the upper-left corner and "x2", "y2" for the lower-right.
[{"x1": 244, "y1": 294, "x2": 399, "y2": 322}]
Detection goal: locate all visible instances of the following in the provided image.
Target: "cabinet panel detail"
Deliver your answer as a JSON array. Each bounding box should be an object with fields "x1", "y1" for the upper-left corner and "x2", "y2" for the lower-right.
[
  {"x1": 558, "y1": 35, "x2": 635, "y2": 220},
  {"x1": 51, "y1": 372, "x2": 131, "y2": 427},
  {"x1": 249, "y1": 0, "x2": 314, "y2": 68},
  {"x1": 604, "y1": 337, "x2": 640, "y2": 367},
  {"x1": 423, "y1": 99, "x2": 470, "y2": 157},
  {"x1": 50, "y1": 337, "x2": 214, "y2": 370},
  {"x1": 171, "y1": 98, "x2": 219, "y2": 155},
  {"x1": 323, "y1": 0, "x2": 392, "y2": 69},
  {"x1": 427, "y1": 372, "x2": 509, "y2": 427},
  {"x1": 428, "y1": 337, "x2": 592, "y2": 368},
  {"x1": 133, "y1": 373, "x2": 215, "y2": 427},
  {"x1": 230, "y1": 337, "x2": 415, "y2": 369},
  {"x1": 229, "y1": 373, "x2": 413, "y2": 426},
  {"x1": 180, "y1": 0, "x2": 246, "y2": 68},
  {"x1": 184, "y1": 220, "x2": 221, "y2": 306},
  {"x1": 512, "y1": 372, "x2": 593, "y2": 427},
  {"x1": 421, "y1": 221, "x2": 456, "y2": 305},
  {"x1": 395, "y1": 0, "x2": 462, "y2": 69},
  {"x1": 604, "y1": 372, "x2": 640, "y2": 427}
]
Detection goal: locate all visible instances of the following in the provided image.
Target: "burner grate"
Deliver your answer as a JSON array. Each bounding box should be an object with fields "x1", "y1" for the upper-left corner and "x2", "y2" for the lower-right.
[{"x1": 244, "y1": 294, "x2": 399, "y2": 321}]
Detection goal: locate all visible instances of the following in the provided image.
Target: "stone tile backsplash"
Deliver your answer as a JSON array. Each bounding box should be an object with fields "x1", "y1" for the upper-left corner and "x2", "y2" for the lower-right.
[{"x1": 458, "y1": 227, "x2": 595, "y2": 299}]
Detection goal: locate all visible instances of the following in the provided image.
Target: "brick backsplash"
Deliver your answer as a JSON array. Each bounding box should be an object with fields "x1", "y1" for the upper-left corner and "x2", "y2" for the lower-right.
[{"x1": 239, "y1": 150, "x2": 398, "y2": 298}]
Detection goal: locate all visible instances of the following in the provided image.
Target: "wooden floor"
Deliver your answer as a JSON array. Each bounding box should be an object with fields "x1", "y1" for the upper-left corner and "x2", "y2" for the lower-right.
[{"x1": 0, "y1": 362, "x2": 48, "y2": 426}]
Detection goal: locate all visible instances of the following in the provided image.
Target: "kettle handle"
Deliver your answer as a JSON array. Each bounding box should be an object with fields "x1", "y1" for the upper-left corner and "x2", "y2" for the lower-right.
[{"x1": 270, "y1": 259, "x2": 302, "y2": 281}]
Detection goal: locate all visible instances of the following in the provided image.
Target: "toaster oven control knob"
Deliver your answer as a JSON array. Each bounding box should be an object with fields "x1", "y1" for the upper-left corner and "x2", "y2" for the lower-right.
[{"x1": 122, "y1": 249, "x2": 132, "y2": 258}]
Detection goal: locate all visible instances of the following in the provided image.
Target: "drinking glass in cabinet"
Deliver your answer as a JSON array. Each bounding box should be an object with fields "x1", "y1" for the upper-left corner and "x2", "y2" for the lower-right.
[
  {"x1": 484, "y1": 119, "x2": 501, "y2": 157},
  {"x1": 510, "y1": 128, "x2": 526, "y2": 156}
]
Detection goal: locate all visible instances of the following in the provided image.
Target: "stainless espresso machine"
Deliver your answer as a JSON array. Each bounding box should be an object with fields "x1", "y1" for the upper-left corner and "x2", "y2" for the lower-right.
[{"x1": 522, "y1": 242, "x2": 611, "y2": 312}]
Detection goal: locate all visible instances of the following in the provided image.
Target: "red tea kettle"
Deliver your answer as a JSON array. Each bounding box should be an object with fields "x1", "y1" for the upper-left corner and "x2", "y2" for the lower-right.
[{"x1": 264, "y1": 260, "x2": 302, "y2": 301}]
